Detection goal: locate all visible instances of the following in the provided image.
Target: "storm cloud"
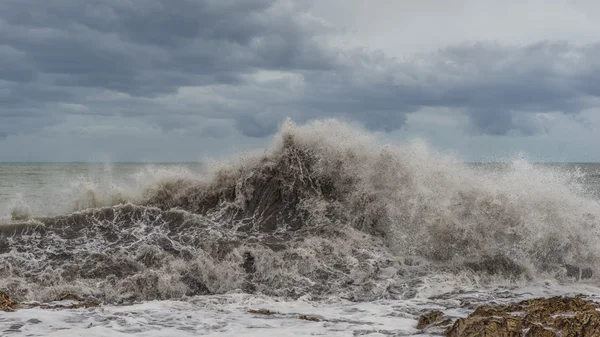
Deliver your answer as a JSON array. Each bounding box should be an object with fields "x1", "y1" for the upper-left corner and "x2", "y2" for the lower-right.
[{"x1": 0, "y1": 0, "x2": 599, "y2": 160}]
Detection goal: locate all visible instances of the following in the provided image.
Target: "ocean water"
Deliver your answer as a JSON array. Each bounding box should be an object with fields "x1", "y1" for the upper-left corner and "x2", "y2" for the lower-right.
[{"x1": 1, "y1": 119, "x2": 600, "y2": 336}]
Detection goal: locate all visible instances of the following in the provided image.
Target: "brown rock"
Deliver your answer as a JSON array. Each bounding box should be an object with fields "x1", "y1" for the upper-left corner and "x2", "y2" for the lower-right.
[
  {"x1": 299, "y1": 314, "x2": 322, "y2": 322},
  {"x1": 248, "y1": 308, "x2": 275, "y2": 315},
  {"x1": 0, "y1": 291, "x2": 17, "y2": 312},
  {"x1": 446, "y1": 296, "x2": 600, "y2": 337},
  {"x1": 447, "y1": 315, "x2": 522, "y2": 337},
  {"x1": 526, "y1": 325, "x2": 556, "y2": 337},
  {"x1": 554, "y1": 310, "x2": 600, "y2": 336},
  {"x1": 417, "y1": 310, "x2": 444, "y2": 329}
]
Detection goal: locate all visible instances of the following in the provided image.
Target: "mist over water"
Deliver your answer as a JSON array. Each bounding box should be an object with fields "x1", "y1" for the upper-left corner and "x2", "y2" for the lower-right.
[
  {"x1": 1, "y1": 119, "x2": 600, "y2": 304},
  {"x1": 0, "y1": 163, "x2": 205, "y2": 220}
]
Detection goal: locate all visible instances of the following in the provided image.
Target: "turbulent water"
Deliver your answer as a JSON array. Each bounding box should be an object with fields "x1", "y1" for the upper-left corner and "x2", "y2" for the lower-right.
[{"x1": 2, "y1": 119, "x2": 600, "y2": 336}]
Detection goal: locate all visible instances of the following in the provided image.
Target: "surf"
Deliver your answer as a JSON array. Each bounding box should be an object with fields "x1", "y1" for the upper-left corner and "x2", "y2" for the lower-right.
[{"x1": 1, "y1": 119, "x2": 599, "y2": 303}]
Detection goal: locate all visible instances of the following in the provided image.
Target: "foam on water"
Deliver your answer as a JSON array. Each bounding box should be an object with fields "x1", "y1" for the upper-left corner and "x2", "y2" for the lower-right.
[
  {"x1": 0, "y1": 294, "x2": 419, "y2": 337},
  {"x1": 3, "y1": 283, "x2": 600, "y2": 337}
]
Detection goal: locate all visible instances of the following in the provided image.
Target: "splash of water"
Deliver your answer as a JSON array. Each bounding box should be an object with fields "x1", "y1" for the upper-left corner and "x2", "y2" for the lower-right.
[
  {"x1": 1, "y1": 119, "x2": 599, "y2": 303},
  {"x1": 9, "y1": 194, "x2": 32, "y2": 221}
]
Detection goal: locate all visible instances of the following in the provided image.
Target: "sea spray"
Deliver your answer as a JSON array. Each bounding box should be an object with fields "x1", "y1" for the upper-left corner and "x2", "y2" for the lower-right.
[
  {"x1": 1, "y1": 119, "x2": 600, "y2": 303},
  {"x1": 9, "y1": 194, "x2": 32, "y2": 221}
]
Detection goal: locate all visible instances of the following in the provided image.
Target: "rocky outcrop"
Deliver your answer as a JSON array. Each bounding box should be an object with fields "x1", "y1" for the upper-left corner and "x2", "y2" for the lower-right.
[
  {"x1": 0, "y1": 292, "x2": 100, "y2": 311},
  {"x1": 445, "y1": 296, "x2": 600, "y2": 337}
]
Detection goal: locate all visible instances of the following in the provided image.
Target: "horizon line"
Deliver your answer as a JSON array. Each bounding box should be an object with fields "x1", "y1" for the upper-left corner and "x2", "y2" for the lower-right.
[{"x1": 0, "y1": 161, "x2": 599, "y2": 165}]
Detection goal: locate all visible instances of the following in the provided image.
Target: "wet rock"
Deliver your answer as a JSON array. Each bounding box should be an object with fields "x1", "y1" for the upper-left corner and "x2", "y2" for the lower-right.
[
  {"x1": 526, "y1": 325, "x2": 556, "y2": 337},
  {"x1": 248, "y1": 308, "x2": 275, "y2": 315},
  {"x1": 417, "y1": 309, "x2": 453, "y2": 335},
  {"x1": 299, "y1": 314, "x2": 322, "y2": 322},
  {"x1": 0, "y1": 291, "x2": 17, "y2": 312},
  {"x1": 417, "y1": 310, "x2": 444, "y2": 329},
  {"x1": 446, "y1": 296, "x2": 600, "y2": 337},
  {"x1": 448, "y1": 315, "x2": 522, "y2": 337}
]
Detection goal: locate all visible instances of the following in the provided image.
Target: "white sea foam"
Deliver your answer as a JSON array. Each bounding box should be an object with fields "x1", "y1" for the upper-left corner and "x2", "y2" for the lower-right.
[{"x1": 3, "y1": 282, "x2": 600, "y2": 337}]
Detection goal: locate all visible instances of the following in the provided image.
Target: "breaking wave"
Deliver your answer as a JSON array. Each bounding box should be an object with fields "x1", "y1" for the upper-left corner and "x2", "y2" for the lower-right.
[{"x1": 1, "y1": 119, "x2": 600, "y2": 303}]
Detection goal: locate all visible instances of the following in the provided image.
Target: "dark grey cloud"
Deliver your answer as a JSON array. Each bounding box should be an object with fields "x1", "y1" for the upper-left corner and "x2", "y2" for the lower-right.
[
  {"x1": 0, "y1": 0, "x2": 332, "y2": 94},
  {"x1": 1, "y1": 0, "x2": 600, "y2": 143},
  {"x1": 235, "y1": 115, "x2": 279, "y2": 138},
  {"x1": 0, "y1": 0, "x2": 340, "y2": 138},
  {"x1": 428, "y1": 42, "x2": 599, "y2": 135},
  {"x1": 274, "y1": 41, "x2": 600, "y2": 136}
]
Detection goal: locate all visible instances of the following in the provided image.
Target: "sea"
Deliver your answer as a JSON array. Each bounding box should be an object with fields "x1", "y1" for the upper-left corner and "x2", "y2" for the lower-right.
[{"x1": 1, "y1": 119, "x2": 600, "y2": 336}]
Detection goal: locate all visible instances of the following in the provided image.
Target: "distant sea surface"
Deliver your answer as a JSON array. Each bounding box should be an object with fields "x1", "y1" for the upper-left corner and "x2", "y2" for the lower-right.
[{"x1": 0, "y1": 162, "x2": 205, "y2": 220}]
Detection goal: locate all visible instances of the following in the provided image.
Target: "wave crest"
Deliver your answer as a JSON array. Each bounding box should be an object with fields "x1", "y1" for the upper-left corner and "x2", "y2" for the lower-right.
[{"x1": 2, "y1": 119, "x2": 600, "y2": 302}]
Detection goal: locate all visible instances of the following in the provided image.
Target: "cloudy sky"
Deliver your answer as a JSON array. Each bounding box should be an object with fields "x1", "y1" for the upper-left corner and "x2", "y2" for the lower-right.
[{"x1": 1, "y1": 0, "x2": 599, "y2": 162}]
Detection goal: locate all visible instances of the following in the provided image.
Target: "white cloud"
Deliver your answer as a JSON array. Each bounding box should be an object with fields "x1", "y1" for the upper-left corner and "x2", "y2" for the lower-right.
[{"x1": 310, "y1": 0, "x2": 600, "y2": 55}]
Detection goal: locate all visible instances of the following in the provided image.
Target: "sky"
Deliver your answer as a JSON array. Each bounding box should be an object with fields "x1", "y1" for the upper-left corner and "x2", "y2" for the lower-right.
[{"x1": 1, "y1": 0, "x2": 599, "y2": 162}]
